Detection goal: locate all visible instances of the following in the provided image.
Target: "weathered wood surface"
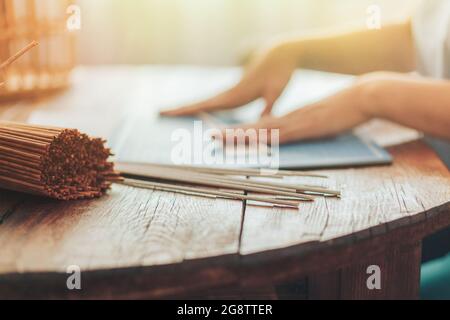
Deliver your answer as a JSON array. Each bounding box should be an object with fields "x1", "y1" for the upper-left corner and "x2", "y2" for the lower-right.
[
  {"x1": 240, "y1": 141, "x2": 450, "y2": 256},
  {"x1": 0, "y1": 67, "x2": 448, "y2": 299}
]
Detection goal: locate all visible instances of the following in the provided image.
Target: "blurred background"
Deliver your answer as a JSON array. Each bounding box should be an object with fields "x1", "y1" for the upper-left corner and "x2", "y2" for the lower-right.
[
  {"x1": 0, "y1": 0, "x2": 423, "y2": 98},
  {"x1": 77, "y1": 0, "x2": 422, "y2": 66}
]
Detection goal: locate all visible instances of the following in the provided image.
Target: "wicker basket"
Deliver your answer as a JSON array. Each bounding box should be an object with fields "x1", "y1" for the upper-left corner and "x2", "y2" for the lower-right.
[{"x1": 0, "y1": 0, "x2": 76, "y2": 100}]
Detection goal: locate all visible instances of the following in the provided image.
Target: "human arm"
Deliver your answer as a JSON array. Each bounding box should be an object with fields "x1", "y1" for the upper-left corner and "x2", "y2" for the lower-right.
[
  {"x1": 220, "y1": 73, "x2": 450, "y2": 144},
  {"x1": 160, "y1": 21, "x2": 416, "y2": 117}
]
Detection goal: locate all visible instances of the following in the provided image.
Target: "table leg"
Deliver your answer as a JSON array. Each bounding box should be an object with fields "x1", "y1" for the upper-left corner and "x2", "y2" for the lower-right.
[{"x1": 308, "y1": 240, "x2": 422, "y2": 300}]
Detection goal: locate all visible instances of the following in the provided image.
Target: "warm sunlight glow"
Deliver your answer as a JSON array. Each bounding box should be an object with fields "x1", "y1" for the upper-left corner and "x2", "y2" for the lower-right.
[{"x1": 76, "y1": 0, "x2": 421, "y2": 65}]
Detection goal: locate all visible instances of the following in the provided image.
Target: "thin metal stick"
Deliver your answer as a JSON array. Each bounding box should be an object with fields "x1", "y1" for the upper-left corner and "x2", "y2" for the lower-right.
[
  {"x1": 120, "y1": 178, "x2": 300, "y2": 208},
  {"x1": 115, "y1": 162, "x2": 328, "y2": 179}
]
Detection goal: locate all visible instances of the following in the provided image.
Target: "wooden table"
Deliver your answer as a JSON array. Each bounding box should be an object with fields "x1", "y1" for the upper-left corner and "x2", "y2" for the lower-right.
[{"x1": 0, "y1": 67, "x2": 449, "y2": 300}]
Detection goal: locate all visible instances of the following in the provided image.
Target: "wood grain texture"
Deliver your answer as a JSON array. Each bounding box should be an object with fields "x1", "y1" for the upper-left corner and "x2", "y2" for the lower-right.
[
  {"x1": 0, "y1": 67, "x2": 448, "y2": 299},
  {"x1": 240, "y1": 141, "x2": 450, "y2": 256},
  {"x1": 0, "y1": 185, "x2": 243, "y2": 272}
]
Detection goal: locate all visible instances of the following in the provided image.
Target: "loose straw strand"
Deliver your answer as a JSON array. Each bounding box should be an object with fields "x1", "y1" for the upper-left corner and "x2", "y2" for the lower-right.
[{"x1": 0, "y1": 41, "x2": 39, "y2": 70}]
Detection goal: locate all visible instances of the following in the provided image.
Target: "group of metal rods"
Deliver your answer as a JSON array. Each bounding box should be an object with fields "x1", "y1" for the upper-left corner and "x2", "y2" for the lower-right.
[
  {"x1": 116, "y1": 162, "x2": 340, "y2": 209},
  {"x1": 142, "y1": 162, "x2": 328, "y2": 179}
]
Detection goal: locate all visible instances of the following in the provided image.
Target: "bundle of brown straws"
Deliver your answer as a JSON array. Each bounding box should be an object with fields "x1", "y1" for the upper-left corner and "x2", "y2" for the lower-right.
[
  {"x1": 0, "y1": 121, "x2": 121, "y2": 200},
  {"x1": 116, "y1": 162, "x2": 341, "y2": 209}
]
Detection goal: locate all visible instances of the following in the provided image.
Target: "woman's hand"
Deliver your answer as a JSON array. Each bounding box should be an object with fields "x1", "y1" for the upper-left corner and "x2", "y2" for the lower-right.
[
  {"x1": 216, "y1": 72, "x2": 450, "y2": 144},
  {"x1": 160, "y1": 43, "x2": 299, "y2": 117},
  {"x1": 215, "y1": 77, "x2": 373, "y2": 145}
]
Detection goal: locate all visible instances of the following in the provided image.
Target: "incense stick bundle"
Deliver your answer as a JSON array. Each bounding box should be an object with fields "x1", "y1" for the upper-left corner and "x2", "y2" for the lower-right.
[{"x1": 0, "y1": 121, "x2": 121, "y2": 200}]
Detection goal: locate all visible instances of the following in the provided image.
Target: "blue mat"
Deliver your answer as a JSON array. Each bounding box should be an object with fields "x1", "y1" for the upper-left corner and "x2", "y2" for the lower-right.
[{"x1": 112, "y1": 114, "x2": 392, "y2": 169}]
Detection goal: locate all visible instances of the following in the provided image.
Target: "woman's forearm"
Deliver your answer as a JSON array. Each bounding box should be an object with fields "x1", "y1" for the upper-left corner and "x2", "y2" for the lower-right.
[
  {"x1": 278, "y1": 21, "x2": 416, "y2": 75},
  {"x1": 361, "y1": 75, "x2": 450, "y2": 140}
]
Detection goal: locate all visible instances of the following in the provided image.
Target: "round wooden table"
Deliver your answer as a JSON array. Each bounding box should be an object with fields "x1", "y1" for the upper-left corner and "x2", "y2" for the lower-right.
[{"x1": 0, "y1": 67, "x2": 448, "y2": 299}]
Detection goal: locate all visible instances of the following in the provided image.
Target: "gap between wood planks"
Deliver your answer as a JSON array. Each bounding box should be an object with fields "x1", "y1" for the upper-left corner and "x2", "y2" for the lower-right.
[{"x1": 237, "y1": 191, "x2": 248, "y2": 253}]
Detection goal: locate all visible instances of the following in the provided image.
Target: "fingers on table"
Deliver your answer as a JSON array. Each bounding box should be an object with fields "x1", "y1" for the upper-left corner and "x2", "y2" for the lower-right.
[
  {"x1": 213, "y1": 116, "x2": 283, "y2": 145},
  {"x1": 160, "y1": 82, "x2": 260, "y2": 117},
  {"x1": 261, "y1": 92, "x2": 278, "y2": 117},
  {"x1": 260, "y1": 78, "x2": 288, "y2": 117}
]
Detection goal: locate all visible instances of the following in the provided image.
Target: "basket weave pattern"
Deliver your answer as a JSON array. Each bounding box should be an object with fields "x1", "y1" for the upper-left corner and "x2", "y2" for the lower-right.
[{"x1": 0, "y1": 0, "x2": 75, "y2": 99}]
